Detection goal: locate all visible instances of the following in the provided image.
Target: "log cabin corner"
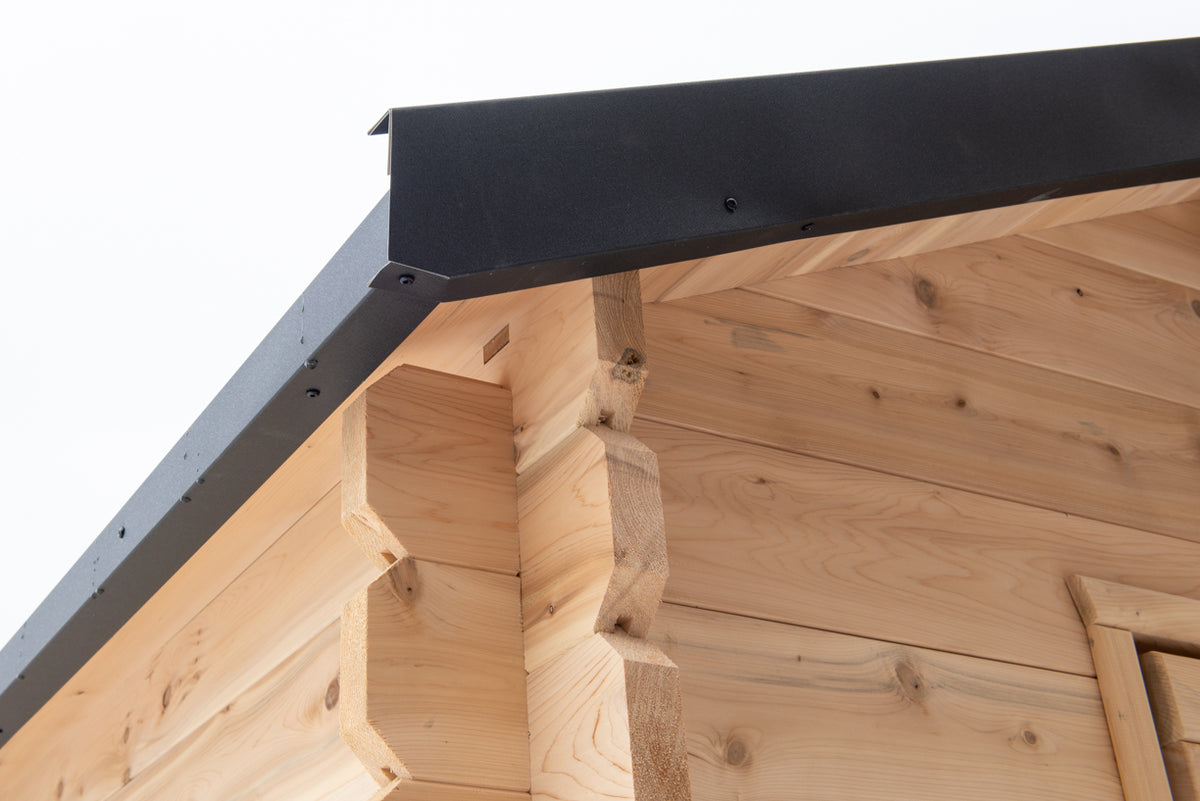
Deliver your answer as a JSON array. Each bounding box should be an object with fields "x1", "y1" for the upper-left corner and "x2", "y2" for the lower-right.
[{"x1": 2, "y1": 36, "x2": 1200, "y2": 801}]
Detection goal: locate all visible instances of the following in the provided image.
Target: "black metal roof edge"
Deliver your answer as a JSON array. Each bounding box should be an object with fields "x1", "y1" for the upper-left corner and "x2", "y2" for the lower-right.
[
  {"x1": 2, "y1": 36, "x2": 1199, "y2": 747},
  {"x1": 0, "y1": 195, "x2": 437, "y2": 746},
  {"x1": 372, "y1": 36, "x2": 1200, "y2": 300}
]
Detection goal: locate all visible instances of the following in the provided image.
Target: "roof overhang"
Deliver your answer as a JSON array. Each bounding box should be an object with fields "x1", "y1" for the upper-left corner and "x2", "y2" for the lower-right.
[{"x1": 1, "y1": 35, "x2": 1198, "y2": 747}]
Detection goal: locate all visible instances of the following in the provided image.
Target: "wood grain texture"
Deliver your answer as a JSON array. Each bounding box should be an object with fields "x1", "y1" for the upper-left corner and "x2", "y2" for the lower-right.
[
  {"x1": 518, "y1": 426, "x2": 668, "y2": 672},
  {"x1": 1024, "y1": 201, "x2": 1200, "y2": 291},
  {"x1": 650, "y1": 603, "x2": 1123, "y2": 801},
  {"x1": 751, "y1": 235, "x2": 1200, "y2": 407},
  {"x1": 1163, "y1": 742, "x2": 1200, "y2": 801},
  {"x1": 1141, "y1": 652, "x2": 1200, "y2": 747},
  {"x1": 582, "y1": 271, "x2": 649, "y2": 433},
  {"x1": 0, "y1": 279, "x2": 556, "y2": 788},
  {"x1": 1069, "y1": 576, "x2": 1200, "y2": 656},
  {"x1": 0, "y1": 486, "x2": 375, "y2": 801},
  {"x1": 633, "y1": 420, "x2": 1200, "y2": 677},
  {"x1": 342, "y1": 365, "x2": 519, "y2": 574},
  {"x1": 340, "y1": 558, "x2": 528, "y2": 791},
  {"x1": 0, "y1": 275, "x2": 632, "y2": 792},
  {"x1": 639, "y1": 181, "x2": 1200, "y2": 303},
  {"x1": 527, "y1": 632, "x2": 690, "y2": 801},
  {"x1": 104, "y1": 621, "x2": 362, "y2": 801},
  {"x1": 0, "y1": 427, "x2": 346, "y2": 801},
  {"x1": 640, "y1": 291, "x2": 1200, "y2": 543},
  {"x1": 369, "y1": 777, "x2": 531, "y2": 800},
  {"x1": 1084, "y1": 625, "x2": 1173, "y2": 801},
  {"x1": 403, "y1": 272, "x2": 646, "y2": 473},
  {"x1": 322, "y1": 772, "x2": 385, "y2": 801}
]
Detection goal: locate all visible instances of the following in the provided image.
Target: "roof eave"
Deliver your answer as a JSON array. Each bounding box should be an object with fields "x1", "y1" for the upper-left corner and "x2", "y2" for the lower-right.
[{"x1": 2, "y1": 35, "x2": 1198, "y2": 747}]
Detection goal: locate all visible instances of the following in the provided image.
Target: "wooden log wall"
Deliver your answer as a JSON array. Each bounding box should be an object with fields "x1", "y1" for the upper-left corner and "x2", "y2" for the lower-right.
[
  {"x1": 638, "y1": 199, "x2": 1200, "y2": 801},
  {"x1": 337, "y1": 273, "x2": 690, "y2": 801},
  {"x1": 0, "y1": 185, "x2": 1197, "y2": 801}
]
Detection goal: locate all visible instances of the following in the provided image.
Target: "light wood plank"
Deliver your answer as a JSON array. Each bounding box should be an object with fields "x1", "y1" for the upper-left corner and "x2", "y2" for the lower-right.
[
  {"x1": 342, "y1": 365, "x2": 519, "y2": 574},
  {"x1": 0, "y1": 428, "x2": 347, "y2": 801},
  {"x1": 1024, "y1": 201, "x2": 1200, "y2": 291},
  {"x1": 650, "y1": 603, "x2": 1123, "y2": 801},
  {"x1": 750, "y1": 235, "x2": 1200, "y2": 407},
  {"x1": 1163, "y1": 742, "x2": 1200, "y2": 801},
  {"x1": 527, "y1": 632, "x2": 689, "y2": 801},
  {"x1": 321, "y1": 772, "x2": 384, "y2": 801},
  {"x1": 634, "y1": 420, "x2": 1200, "y2": 676},
  {"x1": 518, "y1": 426, "x2": 668, "y2": 672},
  {"x1": 640, "y1": 291, "x2": 1200, "y2": 542},
  {"x1": 1085, "y1": 625, "x2": 1174, "y2": 801},
  {"x1": 369, "y1": 777, "x2": 530, "y2": 800},
  {"x1": 341, "y1": 558, "x2": 528, "y2": 791},
  {"x1": 639, "y1": 181, "x2": 1200, "y2": 303},
  {"x1": 1141, "y1": 652, "x2": 1200, "y2": 747},
  {"x1": 105, "y1": 621, "x2": 362, "y2": 801},
  {"x1": 0, "y1": 486, "x2": 375, "y2": 801},
  {"x1": 1069, "y1": 576, "x2": 1200, "y2": 656}
]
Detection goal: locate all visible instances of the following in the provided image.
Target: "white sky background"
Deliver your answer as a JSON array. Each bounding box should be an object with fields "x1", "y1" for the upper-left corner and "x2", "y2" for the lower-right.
[{"x1": 0, "y1": 1, "x2": 1196, "y2": 650}]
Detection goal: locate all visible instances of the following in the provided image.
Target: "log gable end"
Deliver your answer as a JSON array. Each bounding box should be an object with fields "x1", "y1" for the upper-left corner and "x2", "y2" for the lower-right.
[{"x1": 2, "y1": 38, "x2": 1200, "y2": 801}]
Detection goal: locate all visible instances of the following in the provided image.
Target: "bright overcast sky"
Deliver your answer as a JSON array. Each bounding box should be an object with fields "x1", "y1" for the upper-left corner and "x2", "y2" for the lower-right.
[{"x1": 0, "y1": 1, "x2": 1196, "y2": 649}]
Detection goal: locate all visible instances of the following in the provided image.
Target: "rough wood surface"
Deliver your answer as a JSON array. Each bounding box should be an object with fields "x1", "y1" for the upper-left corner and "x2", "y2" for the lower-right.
[
  {"x1": 1069, "y1": 576, "x2": 1200, "y2": 656},
  {"x1": 1141, "y1": 652, "x2": 1200, "y2": 747},
  {"x1": 634, "y1": 420, "x2": 1200, "y2": 677},
  {"x1": 518, "y1": 426, "x2": 668, "y2": 672},
  {"x1": 104, "y1": 621, "x2": 361, "y2": 801},
  {"x1": 651, "y1": 603, "x2": 1123, "y2": 801},
  {"x1": 342, "y1": 365, "x2": 519, "y2": 574},
  {"x1": 527, "y1": 632, "x2": 690, "y2": 801},
  {"x1": 1163, "y1": 742, "x2": 1200, "y2": 801},
  {"x1": 1084, "y1": 625, "x2": 1174, "y2": 801},
  {"x1": 581, "y1": 271, "x2": 648, "y2": 433},
  {"x1": 640, "y1": 291, "x2": 1200, "y2": 543},
  {"x1": 639, "y1": 182, "x2": 1200, "y2": 303},
  {"x1": 369, "y1": 777, "x2": 531, "y2": 800},
  {"x1": 1025, "y1": 201, "x2": 1200, "y2": 291},
  {"x1": 752, "y1": 235, "x2": 1200, "y2": 407},
  {"x1": 340, "y1": 558, "x2": 528, "y2": 791}
]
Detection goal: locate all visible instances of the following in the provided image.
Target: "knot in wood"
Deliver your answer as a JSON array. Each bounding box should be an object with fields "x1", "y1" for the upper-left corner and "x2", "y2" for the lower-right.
[
  {"x1": 913, "y1": 277, "x2": 939, "y2": 309},
  {"x1": 325, "y1": 677, "x2": 340, "y2": 710},
  {"x1": 725, "y1": 739, "x2": 749, "y2": 766},
  {"x1": 386, "y1": 558, "x2": 421, "y2": 604},
  {"x1": 894, "y1": 660, "x2": 927, "y2": 702},
  {"x1": 610, "y1": 348, "x2": 646, "y2": 384}
]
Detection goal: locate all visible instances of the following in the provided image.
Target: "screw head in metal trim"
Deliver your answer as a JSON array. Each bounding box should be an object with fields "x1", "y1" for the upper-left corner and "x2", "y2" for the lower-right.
[
  {"x1": 306, "y1": 388, "x2": 321, "y2": 398},
  {"x1": 304, "y1": 358, "x2": 319, "y2": 370},
  {"x1": 397, "y1": 274, "x2": 415, "y2": 285},
  {"x1": 724, "y1": 197, "x2": 738, "y2": 213}
]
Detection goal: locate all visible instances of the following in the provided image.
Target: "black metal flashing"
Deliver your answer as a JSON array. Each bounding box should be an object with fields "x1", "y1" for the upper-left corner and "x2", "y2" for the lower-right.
[
  {"x1": 0, "y1": 197, "x2": 437, "y2": 747},
  {"x1": 2, "y1": 36, "x2": 1199, "y2": 747},
  {"x1": 371, "y1": 36, "x2": 1200, "y2": 301}
]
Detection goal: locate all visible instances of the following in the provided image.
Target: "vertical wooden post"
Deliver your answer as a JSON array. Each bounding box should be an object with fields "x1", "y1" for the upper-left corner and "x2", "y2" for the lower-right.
[
  {"x1": 516, "y1": 273, "x2": 691, "y2": 801},
  {"x1": 339, "y1": 274, "x2": 692, "y2": 800}
]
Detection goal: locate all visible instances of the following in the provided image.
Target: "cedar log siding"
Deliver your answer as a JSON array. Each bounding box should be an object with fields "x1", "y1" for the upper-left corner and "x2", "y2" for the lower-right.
[{"x1": 1, "y1": 189, "x2": 1199, "y2": 801}]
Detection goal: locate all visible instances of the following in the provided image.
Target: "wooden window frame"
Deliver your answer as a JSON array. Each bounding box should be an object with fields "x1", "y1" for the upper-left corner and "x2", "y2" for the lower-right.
[{"x1": 1069, "y1": 575, "x2": 1200, "y2": 801}]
